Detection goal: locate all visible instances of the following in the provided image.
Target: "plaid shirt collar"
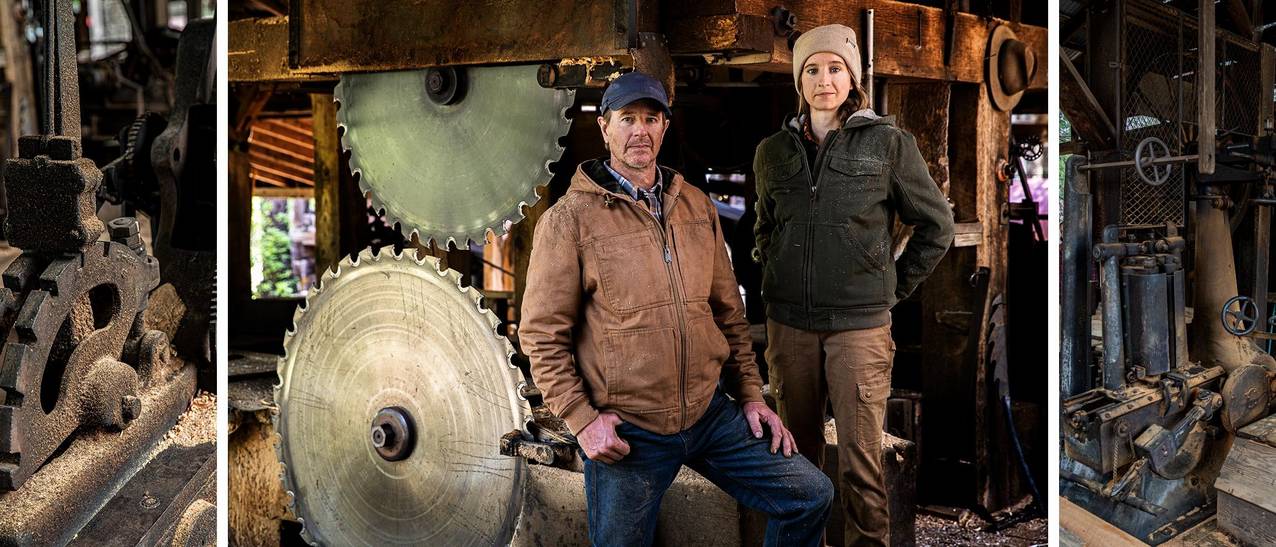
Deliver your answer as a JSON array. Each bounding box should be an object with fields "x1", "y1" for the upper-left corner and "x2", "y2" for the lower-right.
[
  {"x1": 604, "y1": 160, "x2": 663, "y2": 201},
  {"x1": 604, "y1": 160, "x2": 664, "y2": 221}
]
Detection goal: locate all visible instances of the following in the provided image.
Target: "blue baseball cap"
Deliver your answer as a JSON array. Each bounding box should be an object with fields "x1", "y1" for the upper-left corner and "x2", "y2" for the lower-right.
[{"x1": 600, "y1": 71, "x2": 672, "y2": 117}]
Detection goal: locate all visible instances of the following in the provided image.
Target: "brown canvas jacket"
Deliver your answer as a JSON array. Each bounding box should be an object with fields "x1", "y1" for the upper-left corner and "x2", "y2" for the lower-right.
[{"x1": 519, "y1": 159, "x2": 765, "y2": 436}]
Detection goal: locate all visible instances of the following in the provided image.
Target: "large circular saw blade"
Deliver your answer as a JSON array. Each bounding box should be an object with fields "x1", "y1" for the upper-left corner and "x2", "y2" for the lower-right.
[
  {"x1": 275, "y1": 247, "x2": 526, "y2": 546},
  {"x1": 336, "y1": 65, "x2": 574, "y2": 247}
]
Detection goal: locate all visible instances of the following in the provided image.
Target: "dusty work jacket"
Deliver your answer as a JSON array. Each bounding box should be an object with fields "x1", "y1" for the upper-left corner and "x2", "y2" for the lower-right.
[
  {"x1": 753, "y1": 112, "x2": 955, "y2": 331},
  {"x1": 520, "y1": 159, "x2": 765, "y2": 436}
]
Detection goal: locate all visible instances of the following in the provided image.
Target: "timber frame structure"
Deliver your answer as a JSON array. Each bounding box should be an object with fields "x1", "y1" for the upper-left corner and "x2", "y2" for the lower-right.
[{"x1": 228, "y1": 1, "x2": 1048, "y2": 542}]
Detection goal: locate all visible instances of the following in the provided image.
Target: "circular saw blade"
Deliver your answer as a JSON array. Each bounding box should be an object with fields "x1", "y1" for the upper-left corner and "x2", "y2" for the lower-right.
[
  {"x1": 336, "y1": 65, "x2": 574, "y2": 247},
  {"x1": 275, "y1": 247, "x2": 526, "y2": 546}
]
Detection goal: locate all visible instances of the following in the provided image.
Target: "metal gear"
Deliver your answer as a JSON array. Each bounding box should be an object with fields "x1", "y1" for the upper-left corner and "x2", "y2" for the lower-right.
[
  {"x1": 0, "y1": 240, "x2": 162, "y2": 490},
  {"x1": 335, "y1": 65, "x2": 574, "y2": 247},
  {"x1": 275, "y1": 246, "x2": 526, "y2": 546}
]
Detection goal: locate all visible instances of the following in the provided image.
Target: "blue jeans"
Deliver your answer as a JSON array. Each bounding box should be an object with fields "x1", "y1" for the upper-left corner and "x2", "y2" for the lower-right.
[{"x1": 583, "y1": 391, "x2": 834, "y2": 547}]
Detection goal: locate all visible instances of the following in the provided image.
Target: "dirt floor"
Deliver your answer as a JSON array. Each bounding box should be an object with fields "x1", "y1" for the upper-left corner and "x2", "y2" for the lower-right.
[{"x1": 915, "y1": 498, "x2": 1048, "y2": 547}]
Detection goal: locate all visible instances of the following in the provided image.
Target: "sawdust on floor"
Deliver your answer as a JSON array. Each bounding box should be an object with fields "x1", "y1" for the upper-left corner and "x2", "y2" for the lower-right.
[{"x1": 915, "y1": 497, "x2": 1048, "y2": 547}]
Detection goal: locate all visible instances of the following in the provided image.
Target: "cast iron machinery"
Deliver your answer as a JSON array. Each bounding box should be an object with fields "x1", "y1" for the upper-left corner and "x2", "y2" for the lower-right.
[{"x1": 0, "y1": 2, "x2": 217, "y2": 544}]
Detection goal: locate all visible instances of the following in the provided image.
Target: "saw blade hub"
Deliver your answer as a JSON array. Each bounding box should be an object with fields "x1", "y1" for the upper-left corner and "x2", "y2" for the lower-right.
[
  {"x1": 424, "y1": 67, "x2": 466, "y2": 105},
  {"x1": 370, "y1": 406, "x2": 414, "y2": 461}
]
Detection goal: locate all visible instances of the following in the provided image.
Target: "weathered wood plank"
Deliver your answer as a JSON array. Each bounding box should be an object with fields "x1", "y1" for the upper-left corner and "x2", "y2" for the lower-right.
[
  {"x1": 229, "y1": 3, "x2": 1045, "y2": 89},
  {"x1": 229, "y1": 17, "x2": 333, "y2": 83},
  {"x1": 1060, "y1": 497, "x2": 1146, "y2": 546},
  {"x1": 712, "y1": 1, "x2": 1047, "y2": 88},
  {"x1": 1216, "y1": 431, "x2": 1276, "y2": 546},
  {"x1": 290, "y1": 0, "x2": 632, "y2": 74}
]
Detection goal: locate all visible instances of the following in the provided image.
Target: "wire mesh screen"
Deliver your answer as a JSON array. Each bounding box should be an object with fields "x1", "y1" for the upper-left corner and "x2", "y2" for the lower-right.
[
  {"x1": 1220, "y1": 42, "x2": 1262, "y2": 138},
  {"x1": 1120, "y1": 17, "x2": 1187, "y2": 225},
  {"x1": 1117, "y1": 3, "x2": 1264, "y2": 226}
]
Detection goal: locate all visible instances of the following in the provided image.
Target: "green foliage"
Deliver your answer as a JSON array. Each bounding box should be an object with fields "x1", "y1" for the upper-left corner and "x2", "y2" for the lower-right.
[{"x1": 252, "y1": 198, "x2": 299, "y2": 298}]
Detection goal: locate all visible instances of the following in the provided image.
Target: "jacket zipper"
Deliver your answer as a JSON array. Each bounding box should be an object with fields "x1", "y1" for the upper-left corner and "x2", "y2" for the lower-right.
[
  {"x1": 612, "y1": 186, "x2": 689, "y2": 429},
  {"x1": 788, "y1": 129, "x2": 841, "y2": 325}
]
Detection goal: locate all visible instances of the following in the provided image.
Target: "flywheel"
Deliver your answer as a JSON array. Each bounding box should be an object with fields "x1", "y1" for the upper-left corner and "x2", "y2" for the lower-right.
[{"x1": 275, "y1": 246, "x2": 526, "y2": 545}]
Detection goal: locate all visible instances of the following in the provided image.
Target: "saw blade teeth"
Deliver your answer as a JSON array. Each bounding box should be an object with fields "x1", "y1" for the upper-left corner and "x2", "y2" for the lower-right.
[
  {"x1": 338, "y1": 68, "x2": 573, "y2": 249},
  {"x1": 275, "y1": 247, "x2": 526, "y2": 544}
]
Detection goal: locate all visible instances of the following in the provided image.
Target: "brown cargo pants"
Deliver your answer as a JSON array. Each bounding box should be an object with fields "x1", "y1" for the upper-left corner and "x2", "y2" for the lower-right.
[{"x1": 765, "y1": 319, "x2": 895, "y2": 547}]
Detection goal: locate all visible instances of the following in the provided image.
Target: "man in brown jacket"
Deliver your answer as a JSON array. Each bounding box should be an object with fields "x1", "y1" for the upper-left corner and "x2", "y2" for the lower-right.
[{"x1": 520, "y1": 72, "x2": 833, "y2": 547}]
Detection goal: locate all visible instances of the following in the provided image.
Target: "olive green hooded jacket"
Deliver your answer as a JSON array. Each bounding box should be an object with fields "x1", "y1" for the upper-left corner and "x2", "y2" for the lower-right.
[{"x1": 753, "y1": 112, "x2": 955, "y2": 331}]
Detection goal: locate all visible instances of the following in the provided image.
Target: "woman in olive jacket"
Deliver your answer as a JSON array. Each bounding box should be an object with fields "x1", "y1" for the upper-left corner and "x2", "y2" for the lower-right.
[{"x1": 751, "y1": 24, "x2": 955, "y2": 547}]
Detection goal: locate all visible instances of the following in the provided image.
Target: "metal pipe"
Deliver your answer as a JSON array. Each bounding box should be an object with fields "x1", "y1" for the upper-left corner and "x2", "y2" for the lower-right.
[
  {"x1": 864, "y1": 9, "x2": 874, "y2": 107},
  {"x1": 1062, "y1": 156, "x2": 1093, "y2": 397},
  {"x1": 1099, "y1": 225, "x2": 1126, "y2": 391}
]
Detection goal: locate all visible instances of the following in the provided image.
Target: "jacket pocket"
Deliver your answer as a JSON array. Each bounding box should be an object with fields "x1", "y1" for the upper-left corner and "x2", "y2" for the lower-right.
[
  {"x1": 686, "y1": 314, "x2": 729, "y2": 405},
  {"x1": 810, "y1": 223, "x2": 886, "y2": 310},
  {"x1": 604, "y1": 326, "x2": 679, "y2": 413},
  {"x1": 761, "y1": 222, "x2": 806, "y2": 308},
  {"x1": 673, "y1": 219, "x2": 715, "y2": 303},
  {"x1": 595, "y1": 233, "x2": 674, "y2": 313},
  {"x1": 825, "y1": 156, "x2": 887, "y2": 214}
]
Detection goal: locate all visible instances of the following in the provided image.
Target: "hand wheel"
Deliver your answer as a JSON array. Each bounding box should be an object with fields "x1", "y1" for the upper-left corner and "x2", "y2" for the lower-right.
[
  {"x1": 1135, "y1": 137, "x2": 1173, "y2": 186},
  {"x1": 1221, "y1": 295, "x2": 1260, "y2": 336}
]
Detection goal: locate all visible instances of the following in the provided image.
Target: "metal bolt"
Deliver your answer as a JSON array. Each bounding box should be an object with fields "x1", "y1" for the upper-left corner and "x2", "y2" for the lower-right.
[
  {"x1": 371, "y1": 424, "x2": 390, "y2": 448},
  {"x1": 121, "y1": 395, "x2": 141, "y2": 423},
  {"x1": 426, "y1": 71, "x2": 444, "y2": 93},
  {"x1": 108, "y1": 217, "x2": 140, "y2": 240}
]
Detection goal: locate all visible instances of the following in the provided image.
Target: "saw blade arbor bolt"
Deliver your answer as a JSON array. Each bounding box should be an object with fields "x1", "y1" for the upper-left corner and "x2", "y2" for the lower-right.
[
  {"x1": 424, "y1": 67, "x2": 466, "y2": 105},
  {"x1": 370, "y1": 406, "x2": 415, "y2": 461}
]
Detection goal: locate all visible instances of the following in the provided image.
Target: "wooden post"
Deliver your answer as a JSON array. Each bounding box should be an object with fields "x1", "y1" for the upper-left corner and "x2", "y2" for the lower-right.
[
  {"x1": 921, "y1": 81, "x2": 1011, "y2": 510},
  {"x1": 1199, "y1": 0, "x2": 1216, "y2": 175},
  {"x1": 310, "y1": 94, "x2": 342, "y2": 274},
  {"x1": 229, "y1": 144, "x2": 253, "y2": 320}
]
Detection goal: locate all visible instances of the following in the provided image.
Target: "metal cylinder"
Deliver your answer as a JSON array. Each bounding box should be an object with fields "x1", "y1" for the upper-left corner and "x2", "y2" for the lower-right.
[
  {"x1": 1062, "y1": 156, "x2": 1093, "y2": 397},
  {"x1": 1099, "y1": 225, "x2": 1126, "y2": 391}
]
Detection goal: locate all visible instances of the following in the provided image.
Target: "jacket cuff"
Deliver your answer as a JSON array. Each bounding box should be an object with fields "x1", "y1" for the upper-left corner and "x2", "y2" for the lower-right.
[
  {"x1": 735, "y1": 383, "x2": 765, "y2": 404},
  {"x1": 558, "y1": 396, "x2": 601, "y2": 437}
]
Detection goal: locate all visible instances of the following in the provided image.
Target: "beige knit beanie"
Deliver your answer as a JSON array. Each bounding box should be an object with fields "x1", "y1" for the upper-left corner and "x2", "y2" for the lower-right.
[{"x1": 791, "y1": 24, "x2": 862, "y2": 94}]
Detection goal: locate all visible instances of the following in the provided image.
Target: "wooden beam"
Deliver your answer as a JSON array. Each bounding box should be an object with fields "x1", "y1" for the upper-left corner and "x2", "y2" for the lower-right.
[
  {"x1": 248, "y1": 149, "x2": 315, "y2": 179},
  {"x1": 677, "y1": 1, "x2": 1047, "y2": 89},
  {"x1": 290, "y1": 0, "x2": 631, "y2": 74},
  {"x1": 257, "y1": 118, "x2": 313, "y2": 141},
  {"x1": 250, "y1": 172, "x2": 289, "y2": 187},
  {"x1": 253, "y1": 186, "x2": 315, "y2": 199},
  {"x1": 229, "y1": 4, "x2": 1044, "y2": 90},
  {"x1": 1059, "y1": 52, "x2": 1117, "y2": 149},
  {"x1": 251, "y1": 125, "x2": 314, "y2": 151},
  {"x1": 311, "y1": 94, "x2": 343, "y2": 275},
  {"x1": 229, "y1": 17, "x2": 334, "y2": 83},
  {"x1": 249, "y1": 160, "x2": 312, "y2": 186},
  {"x1": 248, "y1": 133, "x2": 315, "y2": 163},
  {"x1": 1200, "y1": 0, "x2": 1217, "y2": 175}
]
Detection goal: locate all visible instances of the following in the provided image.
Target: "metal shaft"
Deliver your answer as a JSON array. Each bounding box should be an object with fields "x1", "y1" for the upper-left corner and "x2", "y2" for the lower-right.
[
  {"x1": 38, "y1": 0, "x2": 80, "y2": 139},
  {"x1": 1076, "y1": 154, "x2": 1198, "y2": 172}
]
